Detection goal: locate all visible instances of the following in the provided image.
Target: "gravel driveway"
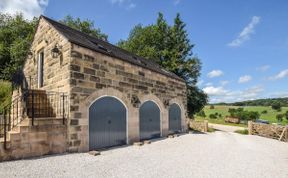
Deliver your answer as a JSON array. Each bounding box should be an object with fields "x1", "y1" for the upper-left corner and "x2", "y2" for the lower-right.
[{"x1": 0, "y1": 131, "x2": 287, "y2": 178}]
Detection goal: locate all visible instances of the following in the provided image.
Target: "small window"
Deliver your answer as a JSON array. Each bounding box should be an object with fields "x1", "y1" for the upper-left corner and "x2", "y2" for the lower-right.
[{"x1": 37, "y1": 50, "x2": 44, "y2": 88}]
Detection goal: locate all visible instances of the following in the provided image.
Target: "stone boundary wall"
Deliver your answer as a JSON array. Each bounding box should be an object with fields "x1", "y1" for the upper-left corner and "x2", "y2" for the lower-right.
[
  {"x1": 0, "y1": 118, "x2": 67, "y2": 162},
  {"x1": 224, "y1": 117, "x2": 240, "y2": 124},
  {"x1": 189, "y1": 120, "x2": 208, "y2": 132},
  {"x1": 248, "y1": 121, "x2": 288, "y2": 142}
]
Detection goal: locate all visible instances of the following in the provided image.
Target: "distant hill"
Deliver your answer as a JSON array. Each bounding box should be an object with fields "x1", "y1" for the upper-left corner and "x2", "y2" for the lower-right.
[{"x1": 213, "y1": 97, "x2": 288, "y2": 107}]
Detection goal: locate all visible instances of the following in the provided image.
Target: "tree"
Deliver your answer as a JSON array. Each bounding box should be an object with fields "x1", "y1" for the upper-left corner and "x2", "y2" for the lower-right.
[
  {"x1": 118, "y1": 13, "x2": 207, "y2": 116},
  {"x1": 187, "y1": 85, "x2": 208, "y2": 117},
  {"x1": 271, "y1": 102, "x2": 281, "y2": 111},
  {"x1": 276, "y1": 114, "x2": 283, "y2": 123},
  {"x1": 0, "y1": 13, "x2": 38, "y2": 81},
  {"x1": 210, "y1": 105, "x2": 215, "y2": 109},
  {"x1": 197, "y1": 110, "x2": 206, "y2": 118},
  {"x1": 59, "y1": 15, "x2": 108, "y2": 41},
  {"x1": 0, "y1": 80, "x2": 12, "y2": 112}
]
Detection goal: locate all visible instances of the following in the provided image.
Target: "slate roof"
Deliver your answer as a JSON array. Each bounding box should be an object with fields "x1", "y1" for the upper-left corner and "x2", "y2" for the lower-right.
[{"x1": 41, "y1": 15, "x2": 184, "y2": 82}]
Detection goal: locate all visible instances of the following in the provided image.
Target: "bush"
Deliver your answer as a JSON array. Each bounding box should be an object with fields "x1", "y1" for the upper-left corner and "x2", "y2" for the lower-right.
[
  {"x1": 0, "y1": 81, "x2": 12, "y2": 113},
  {"x1": 228, "y1": 108, "x2": 259, "y2": 121},
  {"x1": 210, "y1": 105, "x2": 215, "y2": 109},
  {"x1": 261, "y1": 110, "x2": 268, "y2": 114},
  {"x1": 197, "y1": 110, "x2": 206, "y2": 118},
  {"x1": 271, "y1": 102, "x2": 281, "y2": 111},
  {"x1": 276, "y1": 114, "x2": 283, "y2": 123},
  {"x1": 285, "y1": 111, "x2": 288, "y2": 121},
  {"x1": 209, "y1": 114, "x2": 217, "y2": 119}
]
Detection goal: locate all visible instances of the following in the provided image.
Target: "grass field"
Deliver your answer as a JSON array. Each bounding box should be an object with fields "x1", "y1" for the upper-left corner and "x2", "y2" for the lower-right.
[{"x1": 196, "y1": 105, "x2": 288, "y2": 126}]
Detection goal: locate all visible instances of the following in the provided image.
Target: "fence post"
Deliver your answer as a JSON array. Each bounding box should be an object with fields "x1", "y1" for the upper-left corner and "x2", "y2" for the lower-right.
[
  {"x1": 62, "y1": 93, "x2": 65, "y2": 125},
  {"x1": 31, "y1": 90, "x2": 34, "y2": 126},
  {"x1": 248, "y1": 121, "x2": 253, "y2": 135},
  {"x1": 8, "y1": 108, "x2": 11, "y2": 131},
  {"x1": 3, "y1": 110, "x2": 7, "y2": 150}
]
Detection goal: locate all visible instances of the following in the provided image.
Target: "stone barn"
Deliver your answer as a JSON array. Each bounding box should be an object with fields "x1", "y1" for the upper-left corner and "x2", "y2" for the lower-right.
[{"x1": 0, "y1": 15, "x2": 187, "y2": 161}]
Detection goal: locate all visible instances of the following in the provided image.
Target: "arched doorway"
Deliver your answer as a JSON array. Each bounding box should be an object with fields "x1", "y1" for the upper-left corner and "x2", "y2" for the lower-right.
[
  {"x1": 139, "y1": 101, "x2": 161, "y2": 141},
  {"x1": 89, "y1": 96, "x2": 127, "y2": 150},
  {"x1": 169, "y1": 103, "x2": 181, "y2": 133}
]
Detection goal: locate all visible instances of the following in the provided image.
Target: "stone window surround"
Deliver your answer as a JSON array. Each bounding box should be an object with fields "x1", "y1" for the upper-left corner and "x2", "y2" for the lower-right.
[{"x1": 77, "y1": 87, "x2": 187, "y2": 152}]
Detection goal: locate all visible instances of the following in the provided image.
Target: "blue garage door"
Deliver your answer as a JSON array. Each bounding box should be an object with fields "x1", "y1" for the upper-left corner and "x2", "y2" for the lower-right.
[
  {"x1": 140, "y1": 101, "x2": 161, "y2": 141},
  {"x1": 169, "y1": 103, "x2": 181, "y2": 133},
  {"x1": 89, "y1": 96, "x2": 126, "y2": 150}
]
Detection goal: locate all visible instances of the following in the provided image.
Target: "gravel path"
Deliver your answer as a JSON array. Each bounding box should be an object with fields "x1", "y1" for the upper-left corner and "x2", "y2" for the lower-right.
[{"x1": 0, "y1": 131, "x2": 287, "y2": 178}]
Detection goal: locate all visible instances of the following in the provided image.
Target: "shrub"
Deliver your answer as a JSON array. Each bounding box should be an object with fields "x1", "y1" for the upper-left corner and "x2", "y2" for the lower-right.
[
  {"x1": 0, "y1": 81, "x2": 12, "y2": 113},
  {"x1": 197, "y1": 110, "x2": 206, "y2": 118},
  {"x1": 285, "y1": 111, "x2": 288, "y2": 121},
  {"x1": 210, "y1": 105, "x2": 215, "y2": 109},
  {"x1": 209, "y1": 114, "x2": 217, "y2": 119},
  {"x1": 228, "y1": 108, "x2": 259, "y2": 121},
  {"x1": 261, "y1": 110, "x2": 268, "y2": 114},
  {"x1": 276, "y1": 114, "x2": 283, "y2": 123},
  {"x1": 271, "y1": 102, "x2": 281, "y2": 111}
]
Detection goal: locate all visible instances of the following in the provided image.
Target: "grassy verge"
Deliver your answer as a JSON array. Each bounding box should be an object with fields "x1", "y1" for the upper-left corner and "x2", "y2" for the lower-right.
[
  {"x1": 207, "y1": 127, "x2": 216, "y2": 132},
  {"x1": 195, "y1": 117, "x2": 247, "y2": 128},
  {"x1": 234, "y1": 129, "x2": 249, "y2": 135}
]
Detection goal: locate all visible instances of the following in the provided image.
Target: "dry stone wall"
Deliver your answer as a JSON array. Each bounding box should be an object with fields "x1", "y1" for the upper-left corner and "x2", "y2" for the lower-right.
[
  {"x1": 248, "y1": 121, "x2": 288, "y2": 142},
  {"x1": 189, "y1": 120, "x2": 208, "y2": 132}
]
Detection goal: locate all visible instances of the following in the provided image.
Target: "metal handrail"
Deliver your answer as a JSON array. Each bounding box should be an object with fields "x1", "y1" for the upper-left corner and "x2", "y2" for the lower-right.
[{"x1": 0, "y1": 89, "x2": 69, "y2": 149}]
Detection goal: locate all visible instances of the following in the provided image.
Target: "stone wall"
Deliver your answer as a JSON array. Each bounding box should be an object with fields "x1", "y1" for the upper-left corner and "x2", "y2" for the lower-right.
[
  {"x1": 189, "y1": 120, "x2": 208, "y2": 132},
  {"x1": 0, "y1": 118, "x2": 67, "y2": 162},
  {"x1": 224, "y1": 117, "x2": 240, "y2": 124},
  {"x1": 248, "y1": 121, "x2": 288, "y2": 142},
  {"x1": 22, "y1": 18, "x2": 71, "y2": 93},
  {"x1": 68, "y1": 44, "x2": 187, "y2": 152}
]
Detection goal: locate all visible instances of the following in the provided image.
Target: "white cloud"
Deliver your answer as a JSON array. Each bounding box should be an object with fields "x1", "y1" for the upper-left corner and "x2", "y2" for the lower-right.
[
  {"x1": 0, "y1": 0, "x2": 48, "y2": 20},
  {"x1": 207, "y1": 70, "x2": 224, "y2": 78},
  {"x1": 220, "y1": 80, "x2": 229, "y2": 86},
  {"x1": 205, "y1": 82, "x2": 213, "y2": 87},
  {"x1": 238, "y1": 75, "x2": 252, "y2": 83},
  {"x1": 256, "y1": 65, "x2": 270, "y2": 72},
  {"x1": 174, "y1": 0, "x2": 181, "y2": 5},
  {"x1": 269, "y1": 91, "x2": 288, "y2": 98},
  {"x1": 110, "y1": 0, "x2": 136, "y2": 9},
  {"x1": 268, "y1": 69, "x2": 288, "y2": 80},
  {"x1": 205, "y1": 85, "x2": 264, "y2": 103},
  {"x1": 203, "y1": 86, "x2": 228, "y2": 96},
  {"x1": 228, "y1": 16, "x2": 261, "y2": 47},
  {"x1": 127, "y1": 3, "x2": 136, "y2": 9}
]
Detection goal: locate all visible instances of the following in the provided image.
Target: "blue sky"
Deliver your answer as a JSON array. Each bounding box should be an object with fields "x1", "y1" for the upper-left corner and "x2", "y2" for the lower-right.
[{"x1": 1, "y1": 0, "x2": 288, "y2": 103}]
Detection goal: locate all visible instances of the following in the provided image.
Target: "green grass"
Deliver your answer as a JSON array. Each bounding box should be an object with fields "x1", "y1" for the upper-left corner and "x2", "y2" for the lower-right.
[
  {"x1": 196, "y1": 105, "x2": 288, "y2": 126},
  {"x1": 207, "y1": 127, "x2": 216, "y2": 132},
  {"x1": 234, "y1": 129, "x2": 249, "y2": 135}
]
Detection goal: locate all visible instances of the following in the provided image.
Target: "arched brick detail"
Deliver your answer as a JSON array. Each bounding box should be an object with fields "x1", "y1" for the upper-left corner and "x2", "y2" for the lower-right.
[
  {"x1": 76, "y1": 87, "x2": 138, "y2": 152},
  {"x1": 139, "y1": 94, "x2": 169, "y2": 137},
  {"x1": 169, "y1": 98, "x2": 188, "y2": 131}
]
